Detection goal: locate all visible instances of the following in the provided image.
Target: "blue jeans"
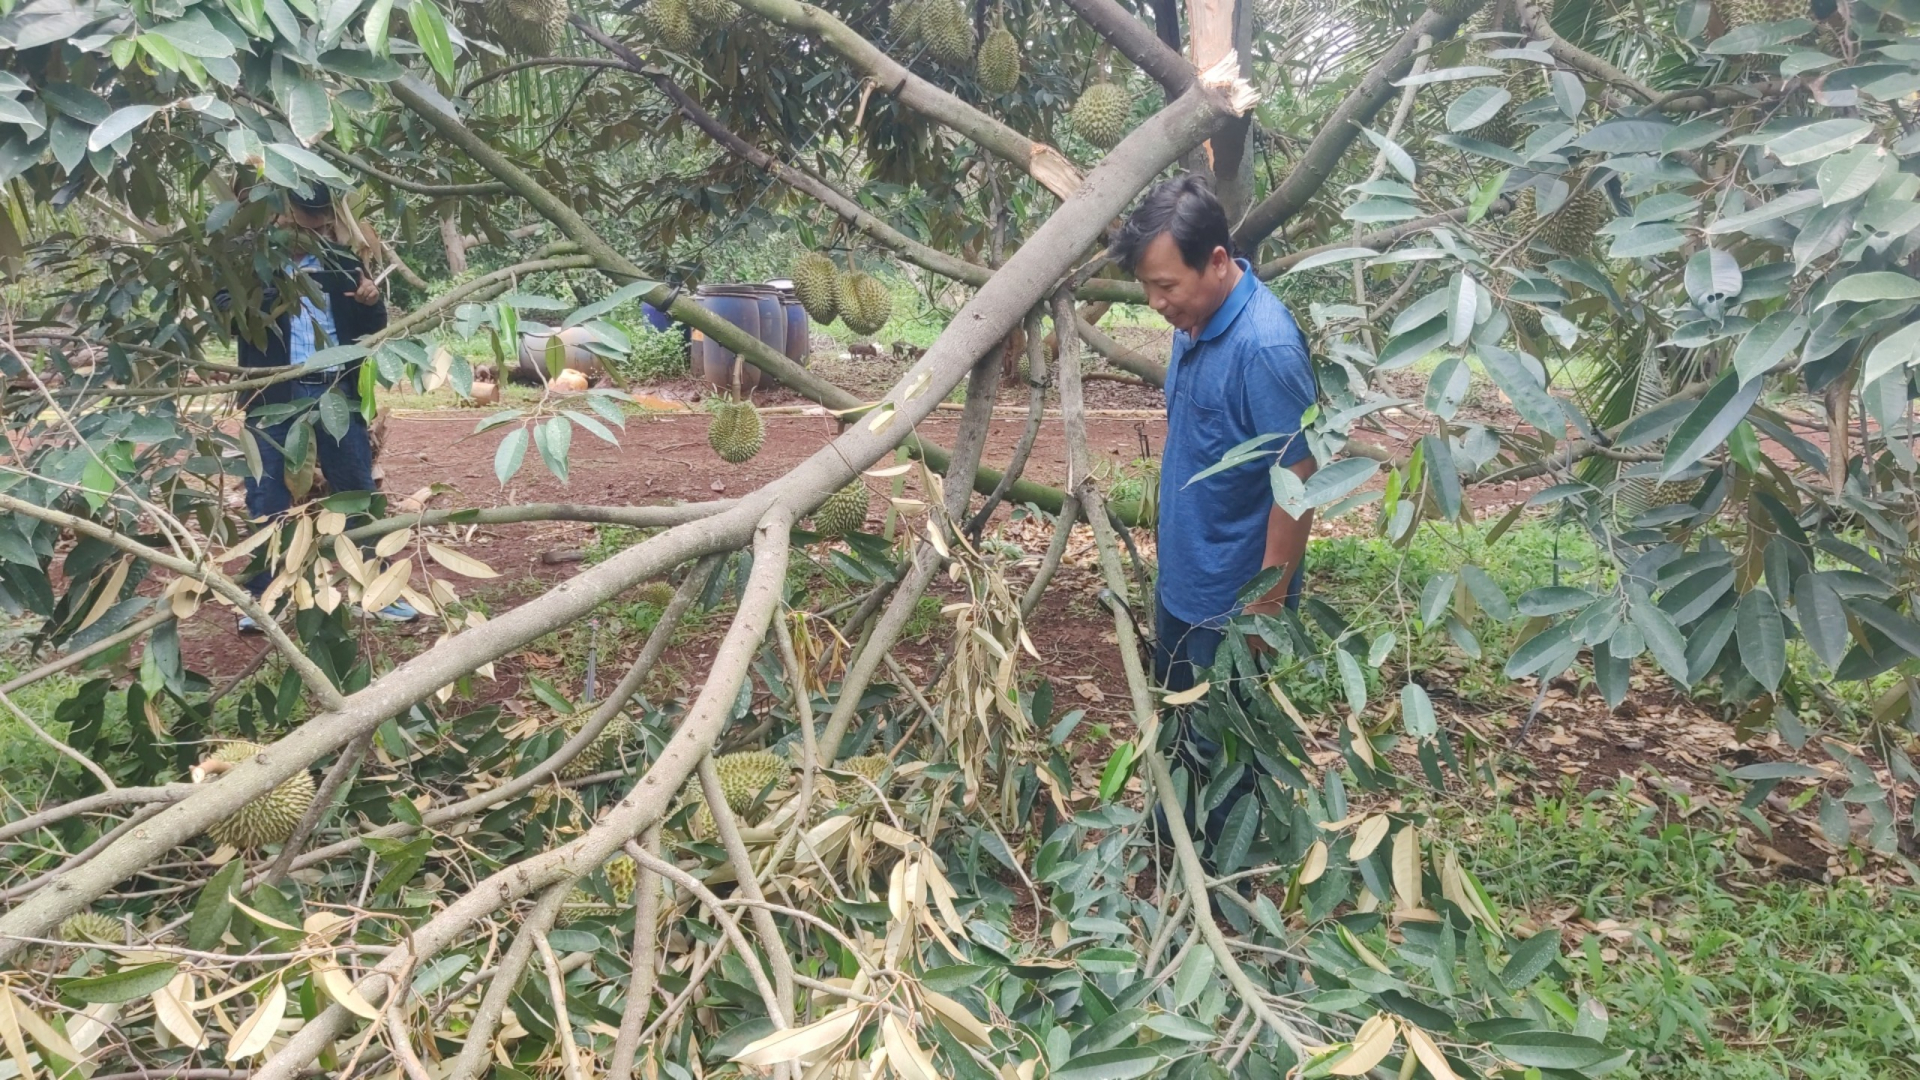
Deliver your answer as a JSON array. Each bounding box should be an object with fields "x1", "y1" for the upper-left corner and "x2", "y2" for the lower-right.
[{"x1": 244, "y1": 380, "x2": 373, "y2": 596}]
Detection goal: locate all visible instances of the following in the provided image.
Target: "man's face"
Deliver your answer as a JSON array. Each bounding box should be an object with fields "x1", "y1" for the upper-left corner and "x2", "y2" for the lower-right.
[
  {"x1": 289, "y1": 205, "x2": 331, "y2": 234},
  {"x1": 1132, "y1": 232, "x2": 1235, "y2": 336}
]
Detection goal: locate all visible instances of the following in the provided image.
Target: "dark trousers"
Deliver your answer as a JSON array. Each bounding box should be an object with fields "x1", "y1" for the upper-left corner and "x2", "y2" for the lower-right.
[
  {"x1": 1152, "y1": 570, "x2": 1303, "y2": 858},
  {"x1": 244, "y1": 380, "x2": 373, "y2": 596}
]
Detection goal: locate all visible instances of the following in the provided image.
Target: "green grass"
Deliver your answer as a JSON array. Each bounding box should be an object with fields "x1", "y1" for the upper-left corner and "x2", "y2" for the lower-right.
[{"x1": 1459, "y1": 780, "x2": 1920, "y2": 1079}]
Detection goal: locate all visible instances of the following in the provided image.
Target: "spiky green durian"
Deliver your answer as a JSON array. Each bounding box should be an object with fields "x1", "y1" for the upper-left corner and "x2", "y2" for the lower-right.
[
  {"x1": 708, "y1": 399, "x2": 764, "y2": 464},
  {"x1": 203, "y1": 741, "x2": 316, "y2": 850},
  {"x1": 812, "y1": 481, "x2": 871, "y2": 537},
  {"x1": 921, "y1": 0, "x2": 975, "y2": 68},
  {"x1": 792, "y1": 253, "x2": 842, "y2": 324},
  {"x1": 976, "y1": 25, "x2": 1021, "y2": 96},
  {"x1": 839, "y1": 273, "x2": 893, "y2": 336},
  {"x1": 1071, "y1": 82, "x2": 1132, "y2": 149},
  {"x1": 648, "y1": 0, "x2": 698, "y2": 51},
  {"x1": 487, "y1": 0, "x2": 571, "y2": 55},
  {"x1": 60, "y1": 912, "x2": 122, "y2": 945}
]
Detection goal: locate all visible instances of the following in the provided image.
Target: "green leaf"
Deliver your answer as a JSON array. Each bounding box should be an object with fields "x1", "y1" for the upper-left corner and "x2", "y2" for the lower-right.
[
  {"x1": 1609, "y1": 222, "x2": 1687, "y2": 258},
  {"x1": 1819, "y1": 271, "x2": 1920, "y2": 307},
  {"x1": 1574, "y1": 118, "x2": 1673, "y2": 153},
  {"x1": 1631, "y1": 600, "x2": 1690, "y2": 685},
  {"x1": 1173, "y1": 940, "x2": 1216, "y2": 1008},
  {"x1": 364, "y1": 0, "x2": 394, "y2": 53},
  {"x1": 1730, "y1": 761, "x2": 1824, "y2": 780},
  {"x1": 1335, "y1": 648, "x2": 1367, "y2": 715},
  {"x1": 1732, "y1": 311, "x2": 1808, "y2": 384},
  {"x1": 1477, "y1": 346, "x2": 1563, "y2": 437},
  {"x1": 1501, "y1": 931, "x2": 1562, "y2": 990},
  {"x1": 408, "y1": 0, "x2": 456, "y2": 85},
  {"x1": 1862, "y1": 320, "x2": 1920, "y2": 388},
  {"x1": 1468, "y1": 168, "x2": 1510, "y2": 223},
  {"x1": 1684, "y1": 248, "x2": 1742, "y2": 307},
  {"x1": 921, "y1": 964, "x2": 993, "y2": 992},
  {"x1": 1283, "y1": 247, "x2": 1379, "y2": 274},
  {"x1": 1359, "y1": 127, "x2": 1416, "y2": 184},
  {"x1": 1052, "y1": 1048, "x2": 1163, "y2": 1080},
  {"x1": 187, "y1": 860, "x2": 244, "y2": 951},
  {"x1": 1766, "y1": 118, "x2": 1873, "y2": 166},
  {"x1": 1817, "y1": 146, "x2": 1891, "y2": 205},
  {"x1": 58, "y1": 961, "x2": 179, "y2": 1004},
  {"x1": 1795, "y1": 203, "x2": 1856, "y2": 269},
  {"x1": 1400, "y1": 682, "x2": 1436, "y2": 738},
  {"x1": 1707, "y1": 189, "x2": 1821, "y2": 236},
  {"x1": 1518, "y1": 586, "x2": 1591, "y2": 616},
  {"x1": 1491, "y1": 1030, "x2": 1612, "y2": 1069},
  {"x1": 151, "y1": 13, "x2": 238, "y2": 57},
  {"x1": 1446, "y1": 85, "x2": 1510, "y2": 132},
  {"x1": 547, "y1": 929, "x2": 600, "y2": 953},
  {"x1": 1395, "y1": 65, "x2": 1504, "y2": 86},
  {"x1": 1505, "y1": 622, "x2": 1575, "y2": 678},
  {"x1": 1705, "y1": 17, "x2": 1814, "y2": 53},
  {"x1": 494, "y1": 426, "x2": 529, "y2": 485},
  {"x1": 87, "y1": 105, "x2": 161, "y2": 152},
  {"x1": 1462, "y1": 566, "x2": 1512, "y2": 621},
  {"x1": 1420, "y1": 572, "x2": 1455, "y2": 625},
  {"x1": 1661, "y1": 371, "x2": 1764, "y2": 480},
  {"x1": 1794, "y1": 573, "x2": 1849, "y2": 670},
  {"x1": 1735, "y1": 589, "x2": 1786, "y2": 692},
  {"x1": 1097, "y1": 741, "x2": 1136, "y2": 801},
  {"x1": 1297, "y1": 458, "x2": 1377, "y2": 513},
  {"x1": 318, "y1": 389, "x2": 353, "y2": 440}
]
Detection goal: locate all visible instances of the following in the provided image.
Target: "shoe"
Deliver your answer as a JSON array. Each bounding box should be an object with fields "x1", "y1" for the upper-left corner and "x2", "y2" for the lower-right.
[
  {"x1": 362, "y1": 599, "x2": 420, "y2": 623},
  {"x1": 237, "y1": 613, "x2": 263, "y2": 635}
]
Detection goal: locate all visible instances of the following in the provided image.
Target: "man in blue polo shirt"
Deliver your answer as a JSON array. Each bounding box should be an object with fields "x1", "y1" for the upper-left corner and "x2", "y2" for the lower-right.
[{"x1": 1112, "y1": 174, "x2": 1319, "y2": 850}]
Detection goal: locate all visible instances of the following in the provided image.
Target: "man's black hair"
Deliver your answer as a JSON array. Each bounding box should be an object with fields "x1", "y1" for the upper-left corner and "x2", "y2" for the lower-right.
[
  {"x1": 1110, "y1": 173, "x2": 1234, "y2": 274},
  {"x1": 288, "y1": 184, "x2": 334, "y2": 213}
]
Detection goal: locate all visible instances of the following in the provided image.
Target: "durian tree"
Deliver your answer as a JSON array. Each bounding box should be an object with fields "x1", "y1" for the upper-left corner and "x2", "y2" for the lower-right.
[{"x1": 0, "y1": 0, "x2": 1918, "y2": 1073}]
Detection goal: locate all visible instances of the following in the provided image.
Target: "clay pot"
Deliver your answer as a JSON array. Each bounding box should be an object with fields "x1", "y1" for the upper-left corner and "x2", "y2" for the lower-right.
[
  {"x1": 470, "y1": 380, "x2": 500, "y2": 405},
  {"x1": 514, "y1": 326, "x2": 604, "y2": 385}
]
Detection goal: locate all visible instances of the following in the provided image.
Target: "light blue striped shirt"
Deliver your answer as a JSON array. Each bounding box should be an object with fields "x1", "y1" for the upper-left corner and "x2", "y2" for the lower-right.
[{"x1": 288, "y1": 253, "x2": 338, "y2": 371}]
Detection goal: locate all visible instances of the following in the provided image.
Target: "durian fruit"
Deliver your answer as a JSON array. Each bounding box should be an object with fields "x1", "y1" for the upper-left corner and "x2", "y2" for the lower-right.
[
  {"x1": 558, "y1": 713, "x2": 628, "y2": 780},
  {"x1": 689, "y1": 0, "x2": 742, "y2": 23},
  {"x1": 1072, "y1": 82, "x2": 1133, "y2": 149},
  {"x1": 1718, "y1": 0, "x2": 1804, "y2": 29},
  {"x1": 812, "y1": 481, "x2": 871, "y2": 537},
  {"x1": 557, "y1": 888, "x2": 619, "y2": 925},
  {"x1": 921, "y1": 0, "x2": 975, "y2": 68},
  {"x1": 648, "y1": 0, "x2": 698, "y2": 51},
  {"x1": 59, "y1": 911, "x2": 122, "y2": 945},
  {"x1": 714, "y1": 750, "x2": 789, "y2": 814},
  {"x1": 977, "y1": 25, "x2": 1021, "y2": 96},
  {"x1": 1614, "y1": 347, "x2": 1700, "y2": 523},
  {"x1": 841, "y1": 754, "x2": 890, "y2": 787},
  {"x1": 839, "y1": 273, "x2": 893, "y2": 335},
  {"x1": 1510, "y1": 305, "x2": 1544, "y2": 344},
  {"x1": 1537, "y1": 183, "x2": 1610, "y2": 255},
  {"x1": 486, "y1": 0, "x2": 571, "y2": 55},
  {"x1": 605, "y1": 854, "x2": 638, "y2": 905},
  {"x1": 202, "y1": 742, "x2": 316, "y2": 850},
  {"x1": 893, "y1": 0, "x2": 926, "y2": 44},
  {"x1": 792, "y1": 253, "x2": 842, "y2": 324},
  {"x1": 708, "y1": 399, "x2": 765, "y2": 464}
]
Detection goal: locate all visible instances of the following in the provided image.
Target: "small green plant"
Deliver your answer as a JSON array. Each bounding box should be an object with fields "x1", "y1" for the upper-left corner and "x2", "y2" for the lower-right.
[{"x1": 614, "y1": 322, "x2": 692, "y2": 383}]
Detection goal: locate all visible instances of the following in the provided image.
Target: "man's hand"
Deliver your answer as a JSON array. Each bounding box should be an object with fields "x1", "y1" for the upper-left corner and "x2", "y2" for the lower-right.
[{"x1": 352, "y1": 275, "x2": 381, "y2": 306}]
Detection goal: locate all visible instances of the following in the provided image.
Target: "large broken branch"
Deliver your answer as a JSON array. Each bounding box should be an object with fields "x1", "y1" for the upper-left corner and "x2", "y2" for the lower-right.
[
  {"x1": 725, "y1": 0, "x2": 1085, "y2": 198},
  {"x1": 1232, "y1": 9, "x2": 1464, "y2": 251},
  {"x1": 1059, "y1": 0, "x2": 1196, "y2": 98}
]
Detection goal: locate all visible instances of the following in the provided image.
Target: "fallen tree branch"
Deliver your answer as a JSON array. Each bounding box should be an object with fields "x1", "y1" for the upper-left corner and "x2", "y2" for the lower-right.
[
  {"x1": 445, "y1": 882, "x2": 573, "y2": 1080},
  {"x1": 967, "y1": 310, "x2": 1051, "y2": 535},
  {"x1": 342, "y1": 499, "x2": 732, "y2": 543},
  {"x1": 0, "y1": 493, "x2": 343, "y2": 713},
  {"x1": 1058, "y1": 0, "x2": 1195, "y2": 98},
  {"x1": 369, "y1": 250, "x2": 593, "y2": 345},
  {"x1": 697, "y1": 754, "x2": 796, "y2": 1023},
  {"x1": 607, "y1": 828, "x2": 664, "y2": 1080},
  {"x1": 0, "y1": 785, "x2": 194, "y2": 844},
  {"x1": 0, "y1": 608, "x2": 173, "y2": 699}
]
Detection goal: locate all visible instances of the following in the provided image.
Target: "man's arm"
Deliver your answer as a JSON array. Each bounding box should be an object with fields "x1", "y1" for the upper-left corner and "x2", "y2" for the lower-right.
[{"x1": 1245, "y1": 455, "x2": 1316, "y2": 616}]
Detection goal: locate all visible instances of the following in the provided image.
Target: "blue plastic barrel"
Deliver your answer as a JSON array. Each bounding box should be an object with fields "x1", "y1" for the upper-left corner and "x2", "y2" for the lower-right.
[
  {"x1": 770, "y1": 284, "x2": 809, "y2": 363},
  {"x1": 640, "y1": 301, "x2": 673, "y2": 333},
  {"x1": 693, "y1": 286, "x2": 763, "y2": 391}
]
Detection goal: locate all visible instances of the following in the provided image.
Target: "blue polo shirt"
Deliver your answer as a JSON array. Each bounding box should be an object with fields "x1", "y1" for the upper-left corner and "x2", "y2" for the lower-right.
[{"x1": 1158, "y1": 260, "x2": 1317, "y2": 627}]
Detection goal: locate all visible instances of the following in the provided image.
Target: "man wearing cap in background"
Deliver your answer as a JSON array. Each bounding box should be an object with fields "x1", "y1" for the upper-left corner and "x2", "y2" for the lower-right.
[{"x1": 219, "y1": 184, "x2": 418, "y2": 632}]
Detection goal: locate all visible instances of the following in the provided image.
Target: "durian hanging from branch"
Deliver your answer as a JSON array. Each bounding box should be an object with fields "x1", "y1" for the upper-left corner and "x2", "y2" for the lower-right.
[
  {"x1": 976, "y1": 14, "x2": 1021, "y2": 96},
  {"x1": 486, "y1": 0, "x2": 572, "y2": 55}
]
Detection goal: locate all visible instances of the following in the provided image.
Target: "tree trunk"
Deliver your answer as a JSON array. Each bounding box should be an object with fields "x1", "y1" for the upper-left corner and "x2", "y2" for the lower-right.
[{"x1": 439, "y1": 205, "x2": 468, "y2": 277}]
